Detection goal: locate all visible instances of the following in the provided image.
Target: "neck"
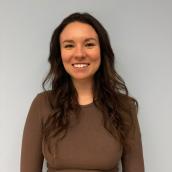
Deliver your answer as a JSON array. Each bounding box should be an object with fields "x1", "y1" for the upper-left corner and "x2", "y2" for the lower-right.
[{"x1": 72, "y1": 78, "x2": 94, "y2": 105}]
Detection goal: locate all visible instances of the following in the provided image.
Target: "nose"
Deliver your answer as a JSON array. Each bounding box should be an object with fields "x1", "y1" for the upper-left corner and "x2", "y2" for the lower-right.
[{"x1": 74, "y1": 45, "x2": 85, "y2": 59}]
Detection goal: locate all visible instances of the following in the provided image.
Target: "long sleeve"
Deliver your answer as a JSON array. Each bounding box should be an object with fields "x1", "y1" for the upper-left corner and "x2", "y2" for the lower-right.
[
  {"x1": 121, "y1": 103, "x2": 145, "y2": 172},
  {"x1": 20, "y1": 94, "x2": 44, "y2": 172}
]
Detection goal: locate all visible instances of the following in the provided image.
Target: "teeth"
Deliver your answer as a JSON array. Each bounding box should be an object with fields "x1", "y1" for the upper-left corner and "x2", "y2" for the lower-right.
[{"x1": 73, "y1": 64, "x2": 89, "y2": 68}]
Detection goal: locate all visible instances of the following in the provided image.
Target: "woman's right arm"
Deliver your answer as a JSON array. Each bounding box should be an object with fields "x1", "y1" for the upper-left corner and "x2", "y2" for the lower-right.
[{"x1": 20, "y1": 94, "x2": 44, "y2": 172}]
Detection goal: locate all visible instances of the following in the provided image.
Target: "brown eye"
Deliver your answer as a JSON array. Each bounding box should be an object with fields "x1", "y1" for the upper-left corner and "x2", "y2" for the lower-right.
[
  {"x1": 64, "y1": 44, "x2": 74, "y2": 48},
  {"x1": 85, "y1": 43, "x2": 95, "y2": 48}
]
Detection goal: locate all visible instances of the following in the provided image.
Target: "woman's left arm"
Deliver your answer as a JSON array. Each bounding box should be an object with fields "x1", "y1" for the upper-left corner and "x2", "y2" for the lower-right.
[{"x1": 121, "y1": 103, "x2": 145, "y2": 172}]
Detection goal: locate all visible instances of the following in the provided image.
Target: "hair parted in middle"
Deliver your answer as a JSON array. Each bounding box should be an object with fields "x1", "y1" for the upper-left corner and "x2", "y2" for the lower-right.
[{"x1": 42, "y1": 12, "x2": 138, "y2": 155}]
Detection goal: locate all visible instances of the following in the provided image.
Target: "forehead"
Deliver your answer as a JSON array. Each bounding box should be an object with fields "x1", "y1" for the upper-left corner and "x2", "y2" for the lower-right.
[{"x1": 60, "y1": 21, "x2": 98, "y2": 41}]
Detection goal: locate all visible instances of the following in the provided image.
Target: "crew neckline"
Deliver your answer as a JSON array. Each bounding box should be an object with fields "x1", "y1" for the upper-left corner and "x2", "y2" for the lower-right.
[{"x1": 79, "y1": 101, "x2": 94, "y2": 108}]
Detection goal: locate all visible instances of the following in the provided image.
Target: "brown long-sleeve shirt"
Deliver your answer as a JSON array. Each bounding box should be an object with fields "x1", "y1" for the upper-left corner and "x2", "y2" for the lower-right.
[{"x1": 20, "y1": 91, "x2": 144, "y2": 172}]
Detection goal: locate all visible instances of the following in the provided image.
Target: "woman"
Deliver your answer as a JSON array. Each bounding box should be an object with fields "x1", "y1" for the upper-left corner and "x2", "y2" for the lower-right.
[{"x1": 20, "y1": 12, "x2": 144, "y2": 172}]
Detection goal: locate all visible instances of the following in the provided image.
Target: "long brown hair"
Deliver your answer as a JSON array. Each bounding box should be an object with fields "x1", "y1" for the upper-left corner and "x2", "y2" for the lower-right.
[{"x1": 42, "y1": 12, "x2": 139, "y2": 154}]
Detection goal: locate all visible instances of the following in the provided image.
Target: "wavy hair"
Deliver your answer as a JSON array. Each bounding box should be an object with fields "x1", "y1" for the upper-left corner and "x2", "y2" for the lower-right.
[{"x1": 42, "y1": 12, "x2": 139, "y2": 154}]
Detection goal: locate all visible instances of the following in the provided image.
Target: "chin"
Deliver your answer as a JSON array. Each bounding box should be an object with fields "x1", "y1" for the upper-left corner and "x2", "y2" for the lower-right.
[{"x1": 71, "y1": 76, "x2": 93, "y2": 81}]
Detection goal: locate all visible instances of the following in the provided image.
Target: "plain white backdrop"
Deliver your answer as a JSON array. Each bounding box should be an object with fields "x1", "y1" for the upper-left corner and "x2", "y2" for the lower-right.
[{"x1": 0, "y1": 0, "x2": 172, "y2": 171}]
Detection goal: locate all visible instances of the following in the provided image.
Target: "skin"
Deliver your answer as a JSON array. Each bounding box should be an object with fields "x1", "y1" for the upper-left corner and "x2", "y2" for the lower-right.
[{"x1": 60, "y1": 22, "x2": 101, "y2": 105}]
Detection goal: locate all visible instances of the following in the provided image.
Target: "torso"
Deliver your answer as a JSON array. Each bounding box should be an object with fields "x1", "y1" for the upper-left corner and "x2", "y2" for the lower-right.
[{"x1": 42, "y1": 101, "x2": 122, "y2": 172}]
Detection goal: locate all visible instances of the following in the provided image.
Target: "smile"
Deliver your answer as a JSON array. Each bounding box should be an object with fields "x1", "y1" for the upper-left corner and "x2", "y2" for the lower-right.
[{"x1": 72, "y1": 63, "x2": 90, "y2": 68}]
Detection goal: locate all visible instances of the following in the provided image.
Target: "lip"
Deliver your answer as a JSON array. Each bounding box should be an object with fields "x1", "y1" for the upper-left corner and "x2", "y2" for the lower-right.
[
  {"x1": 72, "y1": 63, "x2": 90, "y2": 70},
  {"x1": 72, "y1": 63, "x2": 90, "y2": 66}
]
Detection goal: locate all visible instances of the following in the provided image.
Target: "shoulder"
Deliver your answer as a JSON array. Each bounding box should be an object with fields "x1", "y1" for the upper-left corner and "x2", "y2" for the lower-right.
[
  {"x1": 34, "y1": 90, "x2": 53, "y2": 105},
  {"x1": 117, "y1": 93, "x2": 138, "y2": 109},
  {"x1": 31, "y1": 90, "x2": 54, "y2": 120},
  {"x1": 36, "y1": 90, "x2": 53, "y2": 98}
]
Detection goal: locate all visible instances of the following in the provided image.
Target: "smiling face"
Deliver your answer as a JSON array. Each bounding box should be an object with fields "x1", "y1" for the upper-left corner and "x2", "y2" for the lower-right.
[{"x1": 60, "y1": 21, "x2": 101, "y2": 83}]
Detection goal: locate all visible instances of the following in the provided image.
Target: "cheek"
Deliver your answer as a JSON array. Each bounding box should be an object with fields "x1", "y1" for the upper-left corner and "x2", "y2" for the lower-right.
[
  {"x1": 95, "y1": 51, "x2": 101, "y2": 69},
  {"x1": 90, "y1": 53, "x2": 101, "y2": 70},
  {"x1": 91, "y1": 51, "x2": 101, "y2": 63},
  {"x1": 61, "y1": 50, "x2": 71, "y2": 64},
  {"x1": 88, "y1": 48, "x2": 101, "y2": 60}
]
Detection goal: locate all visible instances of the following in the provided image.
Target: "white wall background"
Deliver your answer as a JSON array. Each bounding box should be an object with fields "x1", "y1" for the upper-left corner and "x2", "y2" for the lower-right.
[{"x1": 0, "y1": 0, "x2": 172, "y2": 171}]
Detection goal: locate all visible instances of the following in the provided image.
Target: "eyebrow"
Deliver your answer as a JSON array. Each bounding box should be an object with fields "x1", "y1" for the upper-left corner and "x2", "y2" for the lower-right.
[
  {"x1": 85, "y1": 38, "x2": 97, "y2": 42},
  {"x1": 62, "y1": 38, "x2": 98, "y2": 44}
]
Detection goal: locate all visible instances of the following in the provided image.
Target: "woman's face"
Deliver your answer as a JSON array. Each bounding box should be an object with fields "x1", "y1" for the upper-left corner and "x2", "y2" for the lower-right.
[{"x1": 60, "y1": 21, "x2": 101, "y2": 83}]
